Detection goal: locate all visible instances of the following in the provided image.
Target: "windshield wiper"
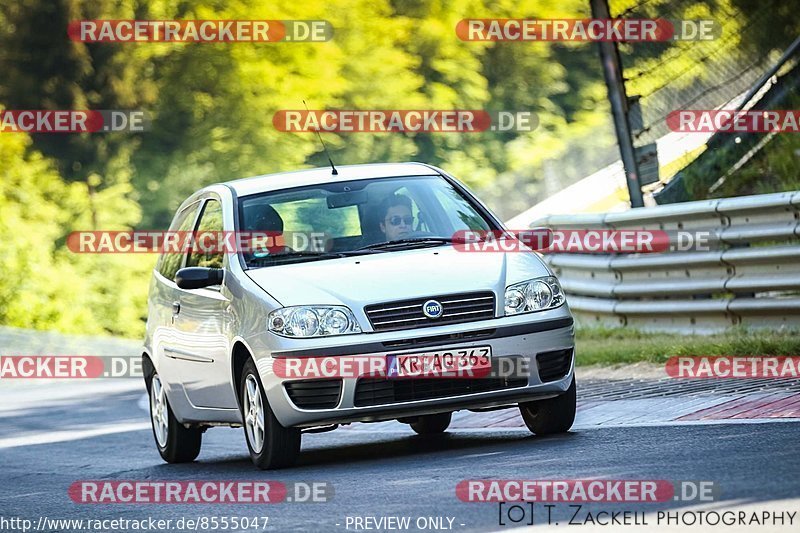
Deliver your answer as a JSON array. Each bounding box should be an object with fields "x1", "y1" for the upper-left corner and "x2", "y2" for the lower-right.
[
  {"x1": 248, "y1": 249, "x2": 379, "y2": 266},
  {"x1": 355, "y1": 237, "x2": 456, "y2": 251}
]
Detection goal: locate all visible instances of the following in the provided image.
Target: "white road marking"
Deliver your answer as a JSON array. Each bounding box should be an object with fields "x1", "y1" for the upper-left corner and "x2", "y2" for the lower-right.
[
  {"x1": 0, "y1": 491, "x2": 48, "y2": 500},
  {"x1": 459, "y1": 451, "x2": 505, "y2": 459},
  {"x1": 0, "y1": 421, "x2": 150, "y2": 450},
  {"x1": 138, "y1": 393, "x2": 149, "y2": 411},
  {"x1": 388, "y1": 478, "x2": 437, "y2": 486},
  {"x1": 0, "y1": 380, "x2": 143, "y2": 413}
]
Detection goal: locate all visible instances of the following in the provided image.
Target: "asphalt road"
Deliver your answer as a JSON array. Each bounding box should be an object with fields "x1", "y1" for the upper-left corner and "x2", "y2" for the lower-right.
[{"x1": 1, "y1": 379, "x2": 798, "y2": 532}]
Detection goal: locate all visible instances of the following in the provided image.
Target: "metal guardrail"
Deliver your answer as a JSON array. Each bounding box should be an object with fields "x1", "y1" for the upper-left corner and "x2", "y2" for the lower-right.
[{"x1": 529, "y1": 191, "x2": 800, "y2": 333}]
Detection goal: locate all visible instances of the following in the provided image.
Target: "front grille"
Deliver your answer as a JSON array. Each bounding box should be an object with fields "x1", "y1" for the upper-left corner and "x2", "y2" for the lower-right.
[
  {"x1": 382, "y1": 329, "x2": 496, "y2": 350},
  {"x1": 365, "y1": 292, "x2": 496, "y2": 332},
  {"x1": 284, "y1": 379, "x2": 342, "y2": 409},
  {"x1": 537, "y1": 349, "x2": 573, "y2": 383},
  {"x1": 354, "y1": 376, "x2": 527, "y2": 407}
]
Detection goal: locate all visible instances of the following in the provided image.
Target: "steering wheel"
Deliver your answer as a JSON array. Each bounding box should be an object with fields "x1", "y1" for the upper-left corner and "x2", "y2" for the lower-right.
[{"x1": 405, "y1": 230, "x2": 436, "y2": 239}]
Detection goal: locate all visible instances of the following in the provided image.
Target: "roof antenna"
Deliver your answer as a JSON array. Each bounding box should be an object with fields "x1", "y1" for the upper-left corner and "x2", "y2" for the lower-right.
[{"x1": 303, "y1": 100, "x2": 338, "y2": 175}]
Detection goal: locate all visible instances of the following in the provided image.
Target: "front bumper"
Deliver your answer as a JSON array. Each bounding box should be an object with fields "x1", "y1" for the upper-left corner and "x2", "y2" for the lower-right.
[{"x1": 257, "y1": 312, "x2": 575, "y2": 428}]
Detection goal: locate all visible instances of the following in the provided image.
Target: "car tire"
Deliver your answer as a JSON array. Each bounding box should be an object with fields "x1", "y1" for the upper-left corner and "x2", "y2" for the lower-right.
[
  {"x1": 519, "y1": 377, "x2": 576, "y2": 435},
  {"x1": 148, "y1": 371, "x2": 202, "y2": 463},
  {"x1": 240, "y1": 358, "x2": 301, "y2": 470},
  {"x1": 410, "y1": 412, "x2": 452, "y2": 435}
]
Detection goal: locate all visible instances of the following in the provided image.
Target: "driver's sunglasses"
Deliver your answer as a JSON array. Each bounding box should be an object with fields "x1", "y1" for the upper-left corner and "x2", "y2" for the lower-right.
[{"x1": 387, "y1": 215, "x2": 414, "y2": 226}]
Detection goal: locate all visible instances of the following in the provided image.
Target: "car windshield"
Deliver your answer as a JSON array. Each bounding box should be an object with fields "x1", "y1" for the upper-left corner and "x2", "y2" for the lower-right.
[{"x1": 238, "y1": 175, "x2": 495, "y2": 268}]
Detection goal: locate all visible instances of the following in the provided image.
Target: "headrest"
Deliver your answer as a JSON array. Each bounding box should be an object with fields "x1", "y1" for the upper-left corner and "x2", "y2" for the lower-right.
[{"x1": 243, "y1": 203, "x2": 284, "y2": 234}]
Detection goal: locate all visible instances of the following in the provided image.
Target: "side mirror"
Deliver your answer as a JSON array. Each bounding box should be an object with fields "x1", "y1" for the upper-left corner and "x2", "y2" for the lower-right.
[{"x1": 175, "y1": 267, "x2": 224, "y2": 290}]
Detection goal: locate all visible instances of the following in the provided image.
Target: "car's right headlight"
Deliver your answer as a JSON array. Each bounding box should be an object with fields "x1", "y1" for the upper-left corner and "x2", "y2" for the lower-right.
[
  {"x1": 504, "y1": 276, "x2": 565, "y2": 316},
  {"x1": 268, "y1": 306, "x2": 362, "y2": 338}
]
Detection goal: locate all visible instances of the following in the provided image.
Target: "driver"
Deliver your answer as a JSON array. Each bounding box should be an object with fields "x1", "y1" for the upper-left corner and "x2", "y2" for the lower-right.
[{"x1": 378, "y1": 193, "x2": 415, "y2": 241}]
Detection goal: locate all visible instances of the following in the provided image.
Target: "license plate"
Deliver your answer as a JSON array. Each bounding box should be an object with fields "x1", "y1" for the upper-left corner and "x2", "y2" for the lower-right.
[{"x1": 387, "y1": 346, "x2": 492, "y2": 378}]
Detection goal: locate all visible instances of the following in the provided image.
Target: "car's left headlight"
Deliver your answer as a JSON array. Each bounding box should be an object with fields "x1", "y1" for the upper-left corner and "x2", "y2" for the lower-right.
[
  {"x1": 504, "y1": 276, "x2": 565, "y2": 315},
  {"x1": 268, "y1": 306, "x2": 362, "y2": 337}
]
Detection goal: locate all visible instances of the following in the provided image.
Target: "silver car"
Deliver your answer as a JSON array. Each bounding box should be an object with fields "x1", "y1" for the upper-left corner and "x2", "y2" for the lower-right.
[{"x1": 142, "y1": 162, "x2": 576, "y2": 469}]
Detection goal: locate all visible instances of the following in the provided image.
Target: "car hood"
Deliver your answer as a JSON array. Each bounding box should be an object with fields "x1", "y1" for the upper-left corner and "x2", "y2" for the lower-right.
[{"x1": 244, "y1": 245, "x2": 551, "y2": 308}]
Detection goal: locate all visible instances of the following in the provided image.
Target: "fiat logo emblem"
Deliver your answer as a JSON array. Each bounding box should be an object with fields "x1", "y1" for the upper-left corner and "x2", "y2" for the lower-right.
[{"x1": 422, "y1": 300, "x2": 443, "y2": 319}]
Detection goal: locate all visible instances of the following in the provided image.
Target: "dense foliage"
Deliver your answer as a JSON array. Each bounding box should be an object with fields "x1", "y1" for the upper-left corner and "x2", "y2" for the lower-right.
[{"x1": 0, "y1": 0, "x2": 796, "y2": 337}]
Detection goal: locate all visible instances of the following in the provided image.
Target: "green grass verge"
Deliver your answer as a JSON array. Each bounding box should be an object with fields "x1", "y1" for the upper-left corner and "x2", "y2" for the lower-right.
[{"x1": 575, "y1": 327, "x2": 800, "y2": 366}]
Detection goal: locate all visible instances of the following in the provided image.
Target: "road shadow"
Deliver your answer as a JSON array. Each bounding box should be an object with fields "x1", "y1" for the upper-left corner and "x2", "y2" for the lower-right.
[{"x1": 153, "y1": 428, "x2": 583, "y2": 475}]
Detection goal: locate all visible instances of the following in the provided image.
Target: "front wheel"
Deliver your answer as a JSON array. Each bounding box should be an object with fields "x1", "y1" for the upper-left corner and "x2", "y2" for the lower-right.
[
  {"x1": 240, "y1": 359, "x2": 301, "y2": 469},
  {"x1": 148, "y1": 372, "x2": 202, "y2": 463},
  {"x1": 519, "y1": 377, "x2": 576, "y2": 435}
]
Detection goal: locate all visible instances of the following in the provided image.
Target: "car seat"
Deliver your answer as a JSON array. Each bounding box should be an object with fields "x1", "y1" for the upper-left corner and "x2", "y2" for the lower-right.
[{"x1": 242, "y1": 203, "x2": 291, "y2": 255}]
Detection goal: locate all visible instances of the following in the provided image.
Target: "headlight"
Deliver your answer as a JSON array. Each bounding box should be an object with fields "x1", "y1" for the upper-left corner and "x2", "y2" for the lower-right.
[
  {"x1": 504, "y1": 276, "x2": 564, "y2": 315},
  {"x1": 268, "y1": 306, "x2": 362, "y2": 337}
]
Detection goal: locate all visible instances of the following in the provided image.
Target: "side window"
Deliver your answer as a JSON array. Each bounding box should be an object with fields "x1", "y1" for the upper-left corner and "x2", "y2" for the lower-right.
[
  {"x1": 187, "y1": 200, "x2": 224, "y2": 269},
  {"x1": 157, "y1": 203, "x2": 199, "y2": 281}
]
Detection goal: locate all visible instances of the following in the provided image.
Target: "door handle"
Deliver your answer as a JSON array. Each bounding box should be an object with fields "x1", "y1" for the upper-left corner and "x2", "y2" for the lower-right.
[{"x1": 172, "y1": 301, "x2": 181, "y2": 315}]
